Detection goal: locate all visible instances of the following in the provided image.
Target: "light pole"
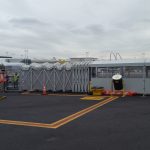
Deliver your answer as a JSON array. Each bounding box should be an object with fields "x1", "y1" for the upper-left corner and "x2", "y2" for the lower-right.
[
  {"x1": 142, "y1": 52, "x2": 146, "y2": 97},
  {"x1": 24, "y1": 49, "x2": 29, "y2": 65}
]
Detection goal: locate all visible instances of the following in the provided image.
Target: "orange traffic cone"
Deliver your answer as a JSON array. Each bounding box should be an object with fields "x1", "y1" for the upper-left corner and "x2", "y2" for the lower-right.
[{"x1": 42, "y1": 85, "x2": 47, "y2": 95}]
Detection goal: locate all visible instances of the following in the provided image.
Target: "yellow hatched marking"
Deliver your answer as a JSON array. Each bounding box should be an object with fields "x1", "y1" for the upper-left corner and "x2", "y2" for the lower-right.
[{"x1": 80, "y1": 96, "x2": 104, "y2": 100}]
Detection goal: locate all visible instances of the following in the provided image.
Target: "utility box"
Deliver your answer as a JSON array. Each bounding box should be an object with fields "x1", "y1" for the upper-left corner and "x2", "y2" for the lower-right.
[{"x1": 92, "y1": 87, "x2": 104, "y2": 96}]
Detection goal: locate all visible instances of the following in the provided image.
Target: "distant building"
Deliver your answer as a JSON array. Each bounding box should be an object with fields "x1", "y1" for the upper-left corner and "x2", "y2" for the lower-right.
[
  {"x1": 70, "y1": 57, "x2": 98, "y2": 62},
  {"x1": 0, "y1": 57, "x2": 24, "y2": 74},
  {"x1": 31, "y1": 57, "x2": 58, "y2": 63}
]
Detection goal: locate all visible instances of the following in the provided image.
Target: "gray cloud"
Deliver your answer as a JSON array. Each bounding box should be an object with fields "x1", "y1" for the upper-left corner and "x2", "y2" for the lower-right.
[
  {"x1": 0, "y1": 0, "x2": 150, "y2": 59},
  {"x1": 9, "y1": 18, "x2": 46, "y2": 27}
]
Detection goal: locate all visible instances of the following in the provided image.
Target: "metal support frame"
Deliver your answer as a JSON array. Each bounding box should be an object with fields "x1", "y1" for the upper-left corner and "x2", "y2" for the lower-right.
[{"x1": 20, "y1": 61, "x2": 91, "y2": 93}]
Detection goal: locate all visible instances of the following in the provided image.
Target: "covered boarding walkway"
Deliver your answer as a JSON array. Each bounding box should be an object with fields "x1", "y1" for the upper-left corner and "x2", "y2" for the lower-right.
[{"x1": 19, "y1": 61, "x2": 90, "y2": 93}]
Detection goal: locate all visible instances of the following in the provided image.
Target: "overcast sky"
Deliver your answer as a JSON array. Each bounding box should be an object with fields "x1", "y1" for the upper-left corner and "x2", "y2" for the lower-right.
[{"x1": 0, "y1": 0, "x2": 150, "y2": 59}]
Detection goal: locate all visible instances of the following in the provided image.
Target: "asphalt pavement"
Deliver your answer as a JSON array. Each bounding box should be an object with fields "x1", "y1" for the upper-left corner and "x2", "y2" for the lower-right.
[{"x1": 0, "y1": 94, "x2": 150, "y2": 150}]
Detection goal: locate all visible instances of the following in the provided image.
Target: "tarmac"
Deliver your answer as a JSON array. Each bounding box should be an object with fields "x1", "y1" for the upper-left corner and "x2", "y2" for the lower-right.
[{"x1": 0, "y1": 94, "x2": 150, "y2": 150}]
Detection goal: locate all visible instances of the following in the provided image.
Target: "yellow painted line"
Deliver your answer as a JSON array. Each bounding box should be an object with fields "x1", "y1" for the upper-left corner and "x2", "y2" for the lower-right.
[
  {"x1": 122, "y1": 92, "x2": 128, "y2": 97},
  {"x1": 50, "y1": 96, "x2": 118, "y2": 128},
  {"x1": 0, "y1": 96, "x2": 118, "y2": 129},
  {"x1": 0, "y1": 96, "x2": 6, "y2": 101},
  {"x1": 80, "y1": 96, "x2": 104, "y2": 100},
  {"x1": 0, "y1": 120, "x2": 55, "y2": 129}
]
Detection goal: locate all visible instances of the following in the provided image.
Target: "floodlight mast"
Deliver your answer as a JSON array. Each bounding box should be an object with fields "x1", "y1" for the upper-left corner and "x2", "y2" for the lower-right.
[
  {"x1": 142, "y1": 52, "x2": 146, "y2": 97},
  {"x1": 24, "y1": 49, "x2": 29, "y2": 65}
]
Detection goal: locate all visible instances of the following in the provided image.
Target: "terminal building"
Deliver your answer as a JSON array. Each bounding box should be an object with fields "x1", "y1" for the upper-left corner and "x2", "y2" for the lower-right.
[
  {"x1": 17, "y1": 59, "x2": 149, "y2": 94},
  {"x1": 0, "y1": 56, "x2": 150, "y2": 94},
  {"x1": 90, "y1": 59, "x2": 149, "y2": 94}
]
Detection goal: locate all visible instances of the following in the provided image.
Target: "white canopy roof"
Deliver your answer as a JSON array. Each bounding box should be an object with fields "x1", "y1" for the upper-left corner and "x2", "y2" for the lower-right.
[
  {"x1": 90, "y1": 59, "x2": 150, "y2": 67},
  {"x1": 21, "y1": 62, "x2": 74, "y2": 70}
]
